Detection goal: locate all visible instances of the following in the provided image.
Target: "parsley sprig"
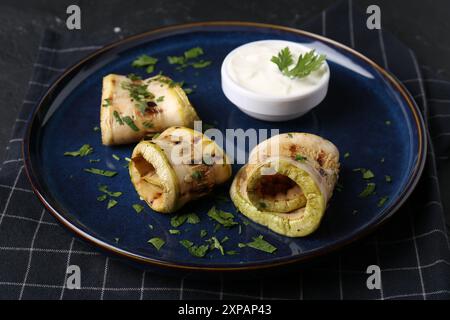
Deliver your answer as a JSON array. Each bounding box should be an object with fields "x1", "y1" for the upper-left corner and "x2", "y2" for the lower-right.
[{"x1": 271, "y1": 47, "x2": 326, "y2": 79}]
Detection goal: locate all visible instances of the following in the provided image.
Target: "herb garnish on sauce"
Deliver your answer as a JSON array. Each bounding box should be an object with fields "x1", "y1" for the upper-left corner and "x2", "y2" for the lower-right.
[{"x1": 271, "y1": 47, "x2": 326, "y2": 79}]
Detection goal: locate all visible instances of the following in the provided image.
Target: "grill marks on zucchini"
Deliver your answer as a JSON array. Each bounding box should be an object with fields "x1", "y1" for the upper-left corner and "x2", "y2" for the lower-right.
[
  {"x1": 101, "y1": 74, "x2": 199, "y2": 146},
  {"x1": 129, "y1": 127, "x2": 231, "y2": 213}
]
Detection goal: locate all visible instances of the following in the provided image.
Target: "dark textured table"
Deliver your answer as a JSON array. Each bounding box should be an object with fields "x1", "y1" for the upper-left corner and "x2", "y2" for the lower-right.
[{"x1": 1, "y1": 0, "x2": 449, "y2": 223}]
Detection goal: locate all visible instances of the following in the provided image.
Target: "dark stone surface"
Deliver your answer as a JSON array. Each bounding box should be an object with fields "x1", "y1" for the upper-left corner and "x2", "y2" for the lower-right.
[{"x1": 1, "y1": 0, "x2": 449, "y2": 222}]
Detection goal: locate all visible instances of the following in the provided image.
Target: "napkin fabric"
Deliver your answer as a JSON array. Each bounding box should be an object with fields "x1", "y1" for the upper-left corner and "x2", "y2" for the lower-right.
[{"x1": 0, "y1": 1, "x2": 449, "y2": 300}]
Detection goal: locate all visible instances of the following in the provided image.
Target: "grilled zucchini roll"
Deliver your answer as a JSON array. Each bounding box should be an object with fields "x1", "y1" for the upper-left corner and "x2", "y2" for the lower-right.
[
  {"x1": 230, "y1": 133, "x2": 340, "y2": 237},
  {"x1": 129, "y1": 126, "x2": 232, "y2": 213},
  {"x1": 100, "y1": 74, "x2": 199, "y2": 145}
]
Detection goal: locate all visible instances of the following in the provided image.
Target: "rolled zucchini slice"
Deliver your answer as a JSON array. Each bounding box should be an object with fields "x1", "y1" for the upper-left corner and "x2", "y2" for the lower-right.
[
  {"x1": 129, "y1": 126, "x2": 232, "y2": 213},
  {"x1": 230, "y1": 133, "x2": 340, "y2": 237},
  {"x1": 100, "y1": 74, "x2": 199, "y2": 145}
]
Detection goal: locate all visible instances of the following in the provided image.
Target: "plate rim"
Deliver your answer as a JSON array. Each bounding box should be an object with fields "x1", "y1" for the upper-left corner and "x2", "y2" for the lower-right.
[{"x1": 22, "y1": 21, "x2": 427, "y2": 272}]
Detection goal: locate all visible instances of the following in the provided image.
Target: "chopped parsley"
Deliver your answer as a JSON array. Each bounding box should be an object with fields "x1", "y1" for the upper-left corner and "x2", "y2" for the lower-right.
[
  {"x1": 113, "y1": 111, "x2": 124, "y2": 125},
  {"x1": 187, "y1": 213, "x2": 200, "y2": 224},
  {"x1": 93, "y1": 126, "x2": 100, "y2": 132},
  {"x1": 132, "y1": 204, "x2": 144, "y2": 213},
  {"x1": 112, "y1": 154, "x2": 120, "y2": 161},
  {"x1": 142, "y1": 121, "x2": 153, "y2": 129},
  {"x1": 385, "y1": 175, "x2": 392, "y2": 183},
  {"x1": 156, "y1": 96, "x2": 165, "y2": 102},
  {"x1": 207, "y1": 236, "x2": 224, "y2": 255},
  {"x1": 184, "y1": 47, "x2": 204, "y2": 59},
  {"x1": 192, "y1": 60, "x2": 211, "y2": 68},
  {"x1": 102, "y1": 98, "x2": 111, "y2": 107},
  {"x1": 169, "y1": 229, "x2": 181, "y2": 235},
  {"x1": 295, "y1": 154, "x2": 307, "y2": 162},
  {"x1": 89, "y1": 159, "x2": 100, "y2": 163},
  {"x1": 148, "y1": 237, "x2": 165, "y2": 251},
  {"x1": 180, "y1": 239, "x2": 194, "y2": 248},
  {"x1": 97, "y1": 194, "x2": 107, "y2": 201},
  {"x1": 121, "y1": 81, "x2": 155, "y2": 114},
  {"x1": 189, "y1": 245, "x2": 209, "y2": 257},
  {"x1": 84, "y1": 168, "x2": 118, "y2": 177},
  {"x1": 132, "y1": 55, "x2": 158, "y2": 67},
  {"x1": 97, "y1": 185, "x2": 121, "y2": 209},
  {"x1": 200, "y1": 230, "x2": 207, "y2": 238},
  {"x1": 207, "y1": 206, "x2": 238, "y2": 228},
  {"x1": 122, "y1": 116, "x2": 139, "y2": 132},
  {"x1": 179, "y1": 239, "x2": 209, "y2": 258},
  {"x1": 189, "y1": 245, "x2": 210, "y2": 258},
  {"x1": 127, "y1": 73, "x2": 142, "y2": 81},
  {"x1": 378, "y1": 196, "x2": 389, "y2": 207},
  {"x1": 353, "y1": 168, "x2": 375, "y2": 180},
  {"x1": 359, "y1": 183, "x2": 376, "y2": 198},
  {"x1": 107, "y1": 199, "x2": 118, "y2": 209},
  {"x1": 98, "y1": 184, "x2": 122, "y2": 197},
  {"x1": 64, "y1": 144, "x2": 93, "y2": 157},
  {"x1": 132, "y1": 54, "x2": 158, "y2": 74},
  {"x1": 362, "y1": 170, "x2": 375, "y2": 180},
  {"x1": 240, "y1": 235, "x2": 277, "y2": 254},
  {"x1": 170, "y1": 213, "x2": 200, "y2": 228},
  {"x1": 226, "y1": 250, "x2": 239, "y2": 255},
  {"x1": 344, "y1": 152, "x2": 350, "y2": 158},
  {"x1": 167, "y1": 55, "x2": 185, "y2": 65},
  {"x1": 146, "y1": 65, "x2": 155, "y2": 74},
  {"x1": 171, "y1": 215, "x2": 187, "y2": 228},
  {"x1": 385, "y1": 120, "x2": 391, "y2": 126},
  {"x1": 167, "y1": 47, "x2": 211, "y2": 71}
]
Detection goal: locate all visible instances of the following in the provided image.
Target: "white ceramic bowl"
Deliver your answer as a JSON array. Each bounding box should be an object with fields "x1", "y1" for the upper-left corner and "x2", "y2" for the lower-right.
[{"x1": 221, "y1": 40, "x2": 330, "y2": 122}]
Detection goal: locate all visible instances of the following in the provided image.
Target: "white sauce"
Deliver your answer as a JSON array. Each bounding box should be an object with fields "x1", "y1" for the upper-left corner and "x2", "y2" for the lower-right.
[{"x1": 226, "y1": 41, "x2": 328, "y2": 97}]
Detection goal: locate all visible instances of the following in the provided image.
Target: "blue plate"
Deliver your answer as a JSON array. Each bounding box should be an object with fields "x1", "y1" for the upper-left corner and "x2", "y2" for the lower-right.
[{"x1": 23, "y1": 22, "x2": 426, "y2": 271}]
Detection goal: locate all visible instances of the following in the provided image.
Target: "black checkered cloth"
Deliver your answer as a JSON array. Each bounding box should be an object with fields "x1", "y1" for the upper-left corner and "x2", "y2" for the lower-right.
[{"x1": 1, "y1": 1, "x2": 449, "y2": 300}]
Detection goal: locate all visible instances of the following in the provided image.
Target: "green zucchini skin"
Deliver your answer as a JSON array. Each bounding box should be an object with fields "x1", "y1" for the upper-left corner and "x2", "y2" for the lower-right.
[
  {"x1": 230, "y1": 133, "x2": 340, "y2": 237},
  {"x1": 129, "y1": 126, "x2": 232, "y2": 213}
]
